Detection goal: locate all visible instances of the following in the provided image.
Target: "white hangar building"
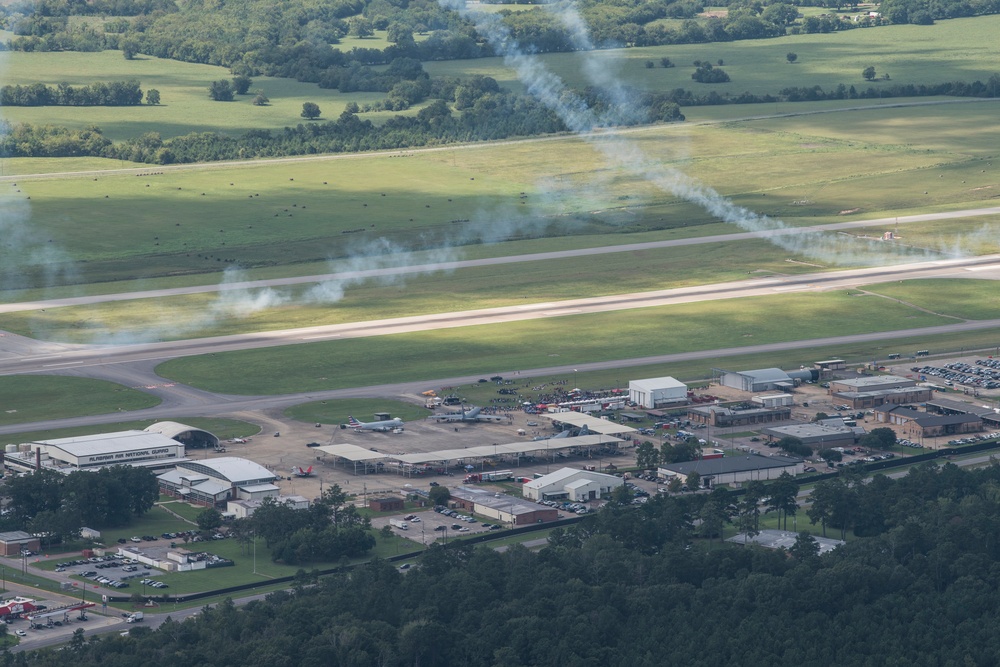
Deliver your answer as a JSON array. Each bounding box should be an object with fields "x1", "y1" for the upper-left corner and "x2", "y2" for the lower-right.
[
  {"x1": 628, "y1": 376, "x2": 688, "y2": 409},
  {"x1": 523, "y1": 467, "x2": 624, "y2": 502},
  {"x1": 158, "y1": 457, "x2": 279, "y2": 506},
  {"x1": 2, "y1": 427, "x2": 197, "y2": 475}
]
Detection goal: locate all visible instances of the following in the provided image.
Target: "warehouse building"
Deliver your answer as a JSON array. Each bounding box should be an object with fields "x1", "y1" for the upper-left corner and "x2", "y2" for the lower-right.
[
  {"x1": 226, "y1": 495, "x2": 310, "y2": 520},
  {"x1": 828, "y1": 375, "x2": 915, "y2": 394},
  {"x1": 763, "y1": 423, "x2": 858, "y2": 449},
  {"x1": 659, "y1": 453, "x2": 804, "y2": 487},
  {"x1": 0, "y1": 531, "x2": 40, "y2": 557},
  {"x1": 157, "y1": 457, "x2": 278, "y2": 507},
  {"x1": 3, "y1": 428, "x2": 190, "y2": 475},
  {"x1": 628, "y1": 376, "x2": 688, "y2": 409},
  {"x1": 688, "y1": 404, "x2": 792, "y2": 427},
  {"x1": 832, "y1": 386, "x2": 933, "y2": 410},
  {"x1": 874, "y1": 406, "x2": 983, "y2": 439},
  {"x1": 715, "y1": 368, "x2": 815, "y2": 394},
  {"x1": 522, "y1": 467, "x2": 624, "y2": 502},
  {"x1": 450, "y1": 487, "x2": 558, "y2": 525}
]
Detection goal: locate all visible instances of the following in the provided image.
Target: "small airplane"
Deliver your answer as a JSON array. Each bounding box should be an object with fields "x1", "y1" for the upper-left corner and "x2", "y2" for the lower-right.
[
  {"x1": 228, "y1": 438, "x2": 247, "y2": 444},
  {"x1": 291, "y1": 466, "x2": 314, "y2": 477},
  {"x1": 346, "y1": 415, "x2": 404, "y2": 432},
  {"x1": 429, "y1": 405, "x2": 507, "y2": 423},
  {"x1": 532, "y1": 429, "x2": 572, "y2": 441}
]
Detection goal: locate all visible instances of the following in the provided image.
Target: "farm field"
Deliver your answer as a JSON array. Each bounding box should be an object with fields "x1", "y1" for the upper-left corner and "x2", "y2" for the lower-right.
[
  {"x1": 155, "y1": 289, "x2": 952, "y2": 395},
  {"x1": 423, "y1": 15, "x2": 1000, "y2": 97},
  {"x1": 0, "y1": 376, "x2": 160, "y2": 426},
  {"x1": 0, "y1": 418, "x2": 260, "y2": 447},
  {"x1": 0, "y1": 50, "x2": 390, "y2": 141}
]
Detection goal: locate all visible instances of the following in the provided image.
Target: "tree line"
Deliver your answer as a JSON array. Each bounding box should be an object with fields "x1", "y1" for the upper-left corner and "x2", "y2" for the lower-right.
[
  {"x1": 0, "y1": 466, "x2": 159, "y2": 542},
  {"x1": 15, "y1": 460, "x2": 1000, "y2": 665},
  {"x1": 0, "y1": 80, "x2": 143, "y2": 106}
]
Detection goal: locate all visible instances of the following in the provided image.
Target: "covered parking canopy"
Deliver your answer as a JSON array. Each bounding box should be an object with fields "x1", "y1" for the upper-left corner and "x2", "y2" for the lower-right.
[
  {"x1": 316, "y1": 444, "x2": 390, "y2": 475},
  {"x1": 392, "y1": 434, "x2": 622, "y2": 466},
  {"x1": 543, "y1": 413, "x2": 638, "y2": 434}
]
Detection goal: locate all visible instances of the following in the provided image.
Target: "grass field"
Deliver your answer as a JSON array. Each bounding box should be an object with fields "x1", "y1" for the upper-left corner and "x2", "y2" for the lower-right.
[
  {"x1": 155, "y1": 289, "x2": 952, "y2": 394},
  {"x1": 865, "y1": 278, "x2": 1000, "y2": 320},
  {"x1": 0, "y1": 50, "x2": 390, "y2": 141},
  {"x1": 5, "y1": 99, "x2": 999, "y2": 294},
  {"x1": 424, "y1": 15, "x2": 1000, "y2": 98},
  {"x1": 0, "y1": 376, "x2": 160, "y2": 427},
  {"x1": 0, "y1": 418, "x2": 260, "y2": 446},
  {"x1": 284, "y1": 399, "x2": 433, "y2": 425}
]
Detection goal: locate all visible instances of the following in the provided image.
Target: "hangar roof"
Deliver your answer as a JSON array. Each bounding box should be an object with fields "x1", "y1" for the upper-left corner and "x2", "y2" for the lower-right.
[
  {"x1": 316, "y1": 444, "x2": 390, "y2": 462},
  {"x1": 33, "y1": 431, "x2": 182, "y2": 458},
  {"x1": 542, "y1": 413, "x2": 637, "y2": 434}
]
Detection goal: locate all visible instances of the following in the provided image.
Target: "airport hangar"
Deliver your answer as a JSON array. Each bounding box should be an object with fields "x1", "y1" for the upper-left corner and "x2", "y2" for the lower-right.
[{"x1": 0, "y1": 422, "x2": 217, "y2": 475}]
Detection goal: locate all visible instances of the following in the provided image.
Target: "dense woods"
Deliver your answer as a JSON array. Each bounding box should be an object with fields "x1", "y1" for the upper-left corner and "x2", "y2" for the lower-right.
[
  {"x1": 11, "y1": 461, "x2": 1000, "y2": 665},
  {"x1": 0, "y1": 80, "x2": 143, "y2": 106}
]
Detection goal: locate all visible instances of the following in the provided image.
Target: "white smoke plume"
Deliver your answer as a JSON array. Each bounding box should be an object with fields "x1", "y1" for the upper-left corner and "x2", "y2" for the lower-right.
[{"x1": 441, "y1": 0, "x2": 948, "y2": 266}]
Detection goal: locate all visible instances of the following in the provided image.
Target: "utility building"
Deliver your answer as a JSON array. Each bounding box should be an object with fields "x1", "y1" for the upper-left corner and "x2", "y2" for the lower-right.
[
  {"x1": 522, "y1": 467, "x2": 624, "y2": 502},
  {"x1": 659, "y1": 454, "x2": 804, "y2": 487},
  {"x1": 157, "y1": 457, "x2": 279, "y2": 507},
  {"x1": 628, "y1": 376, "x2": 688, "y2": 409},
  {"x1": 715, "y1": 368, "x2": 813, "y2": 393}
]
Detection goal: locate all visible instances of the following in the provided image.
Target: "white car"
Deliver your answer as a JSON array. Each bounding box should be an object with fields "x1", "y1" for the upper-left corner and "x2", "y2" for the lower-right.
[{"x1": 14, "y1": 630, "x2": 26, "y2": 637}]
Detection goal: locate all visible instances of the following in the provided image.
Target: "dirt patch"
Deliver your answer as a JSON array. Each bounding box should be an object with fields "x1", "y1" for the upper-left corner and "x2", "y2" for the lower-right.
[{"x1": 839, "y1": 208, "x2": 861, "y2": 215}]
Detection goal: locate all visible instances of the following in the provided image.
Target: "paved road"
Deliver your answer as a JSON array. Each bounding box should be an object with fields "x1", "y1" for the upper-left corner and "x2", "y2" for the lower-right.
[{"x1": 3, "y1": 206, "x2": 1000, "y2": 315}]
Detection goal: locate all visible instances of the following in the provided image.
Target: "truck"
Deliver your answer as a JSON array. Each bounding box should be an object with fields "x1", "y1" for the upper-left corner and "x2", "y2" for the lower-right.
[
  {"x1": 126, "y1": 612, "x2": 144, "y2": 623},
  {"x1": 389, "y1": 519, "x2": 409, "y2": 530}
]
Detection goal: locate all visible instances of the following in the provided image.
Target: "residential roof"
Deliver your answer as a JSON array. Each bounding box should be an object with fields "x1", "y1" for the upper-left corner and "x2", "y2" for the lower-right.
[{"x1": 661, "y1": 454, "x2": 802, "y2": 476}]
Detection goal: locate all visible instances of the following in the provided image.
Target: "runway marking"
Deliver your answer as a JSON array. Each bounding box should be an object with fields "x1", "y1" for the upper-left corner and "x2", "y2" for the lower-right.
[
  {"x1": 964, "y1": 265, "x2": 1000, "y2": 272},
  {"x1": 42, "y1": 361, "x2": 82, "y2": 367}
]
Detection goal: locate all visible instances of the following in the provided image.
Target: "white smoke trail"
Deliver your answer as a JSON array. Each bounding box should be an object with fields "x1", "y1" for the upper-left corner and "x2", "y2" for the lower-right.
[{"x1": 442, "y1": 0, "x2": 947, "y2": 266}]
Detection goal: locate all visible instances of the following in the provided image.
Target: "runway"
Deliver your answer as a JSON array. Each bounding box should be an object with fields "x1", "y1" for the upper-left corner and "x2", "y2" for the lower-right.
[{"x1": 3, "y1": 205, "x2": 999, "y2": 315}]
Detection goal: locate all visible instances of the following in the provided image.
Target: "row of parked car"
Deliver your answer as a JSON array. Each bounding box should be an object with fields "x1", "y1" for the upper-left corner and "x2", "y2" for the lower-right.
[
  {"x1": 140, "y1": 578, "x2": 169, "y2": 589},
  {"x1": 536, "y1": 499, "x2": 591, "y2": 514},
  {"x1": 948, "y1": 433, "x2": 1000, "y2": 445},
  {"x1": 916, "y1": 362, "x2": 1000, "y2": 389}
]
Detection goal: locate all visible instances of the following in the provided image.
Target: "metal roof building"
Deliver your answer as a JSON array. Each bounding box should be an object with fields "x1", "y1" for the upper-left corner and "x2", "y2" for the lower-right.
[
  {"x1": 659, "y1": 453, "x2": 804, "y2": 487},
  {"x1": 4, "y1": 430, "x2": 188, "y2": 475},
  {"x1": 628, "y1": 376, "x2": 688, "y2": 409},
  {"x1": 157, "y1": 457, "x2": 278, "y2": 507}
]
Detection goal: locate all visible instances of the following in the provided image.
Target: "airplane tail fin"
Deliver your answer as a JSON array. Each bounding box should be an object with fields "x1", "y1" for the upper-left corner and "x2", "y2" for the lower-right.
[
  {"x1": 347, "y1": 416, "x2": 361, "y2": 426},
  {"x1": 305, "y1": 466, "x2": 313, "y2": 474}
]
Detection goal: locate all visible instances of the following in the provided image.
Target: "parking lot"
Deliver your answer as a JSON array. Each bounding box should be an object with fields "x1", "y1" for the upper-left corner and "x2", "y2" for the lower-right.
[{"x1": 53, "y1": 552, "x2": 165, "y2": 592}]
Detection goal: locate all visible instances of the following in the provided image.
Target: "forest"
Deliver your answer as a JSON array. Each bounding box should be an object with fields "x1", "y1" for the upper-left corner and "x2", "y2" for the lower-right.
[{"x1": 11, "y1": 460, "x2": 1000, "y2": 665}]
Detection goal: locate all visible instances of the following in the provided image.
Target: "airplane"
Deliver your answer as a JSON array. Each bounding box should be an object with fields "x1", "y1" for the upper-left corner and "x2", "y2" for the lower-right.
[
  {"x1": 532, "y1": 429, "x2": 572, "y2": 441},
  {"x1": 429, "y1": 405, "x2": 507, "y2": 423},
  {"x1": 346, "y1": 415, "x2": 404, "y2": 432},
  {"x1": 291, "y1": 465, "x2": 314, "y2": 477}
]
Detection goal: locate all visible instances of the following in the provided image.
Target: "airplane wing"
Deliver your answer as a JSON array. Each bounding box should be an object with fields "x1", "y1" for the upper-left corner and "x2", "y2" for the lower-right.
[{"x1": 475, "y1": 415, "x2": 508, "y2": 422}]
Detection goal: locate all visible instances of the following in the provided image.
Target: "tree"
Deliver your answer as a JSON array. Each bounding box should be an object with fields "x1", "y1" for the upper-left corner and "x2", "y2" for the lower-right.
[
  {"x1": 196, "y1": 508, "x2": 223, "y2": 532},
  {"x1": 428, "y1": 485, "x2": 451, "y2": 506},
  {"x1": 666, "y1": 477, "x2": 683, "y2": 493},
  {"x1": 209, "y1": 80, "x2": 234, "y2": 101},
  {"x1": 122, "y1": 39, "x2": 139, "y2": 60},
  {"x1": 635, "y1": 441, "x2": 660, "y2": 470},
  {"x1": 766, "y1": 471, "x2": 800, "y2": 530},
  {"x1": 786, "y1": 52, "x2": 798, "y2": 63},
  {"x1": 660, "y1": 57, "x2": 674, "y2": 68},
  {"x1": 350, "y1": 18, "x2": 373, "y2": 38},
  {"x1": 301, "y1": 102, "x2": 321, "y2": 120},
  {"x1": 819, "y1": 448, "x2": 843, "y2": 465},
  {"x1": 129, "y1": 592, "x2": 144, "y2": 607},
  {"x1": 686, "y1": 470, "x2": 701, "y2": 490},
  {"x1": 788, "y1": 531, "x2": 820, "y2": 561},
  {"x1": 69, "y1": 628, "x2": 86, "y2": 651},
  {"x1": 644, "y1": 60, "x2": 655, "y2": 69},
  {"x1": 610, "y1": 484, "x2": 634, "y2": 505},
  {"x1": 251, "y1": 89, "x2": 269, "y2": 106},
  {"x1": 145, "y1": 89, "x2": 160, "y2": 105},
  {"x1": 232, "y1": 75, "x2": 252, "y2": 95},
  {"x1": 862, "y1": 66, "x2": 877, "y2": 81}
]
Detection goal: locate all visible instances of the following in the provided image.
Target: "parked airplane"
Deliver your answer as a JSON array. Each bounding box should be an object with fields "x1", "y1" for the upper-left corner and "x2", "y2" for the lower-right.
[
  {"x1": 346, "y1": 415, "x2": 404, "y2": 432},
  {"x1": 291, "y1": 466, "x2": 314, "y2": 477},
  {"x1": 430, "y1": 405, "x2": 507, "y2": 423},
  {"x1": 532, "y1": 429, "x2": 573, "y2": 441}
]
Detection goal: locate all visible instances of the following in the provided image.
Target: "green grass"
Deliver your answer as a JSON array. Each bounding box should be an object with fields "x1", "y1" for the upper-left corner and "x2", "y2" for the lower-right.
[
  {"x1": 425, "y1": 15, "x2": 1000, "y2": 98},
  {"x1": 158, "y1": 500, "x2": 205, "y2": 524},
  {"x1": 156, "y1": 289, "x2": 951, "y2": 394},
  {"x1": 0, "y1": 376, "x2": 159, "y2": 426},
  {"x1": 284, "y1": 399, "x2": 432, "y2": 425},
  {"x1": 3, "y1": 97, "x2": 999, "y2": 292},
  {"x1": 0, "y1": 50, "x2": 391, "y2": 141},
  {"x1": 865, "y1": 279, "x2": 1000, "y2": 320},
  {"x1": 0, "y1": 418, "x2": 260, "y2": 447}
]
